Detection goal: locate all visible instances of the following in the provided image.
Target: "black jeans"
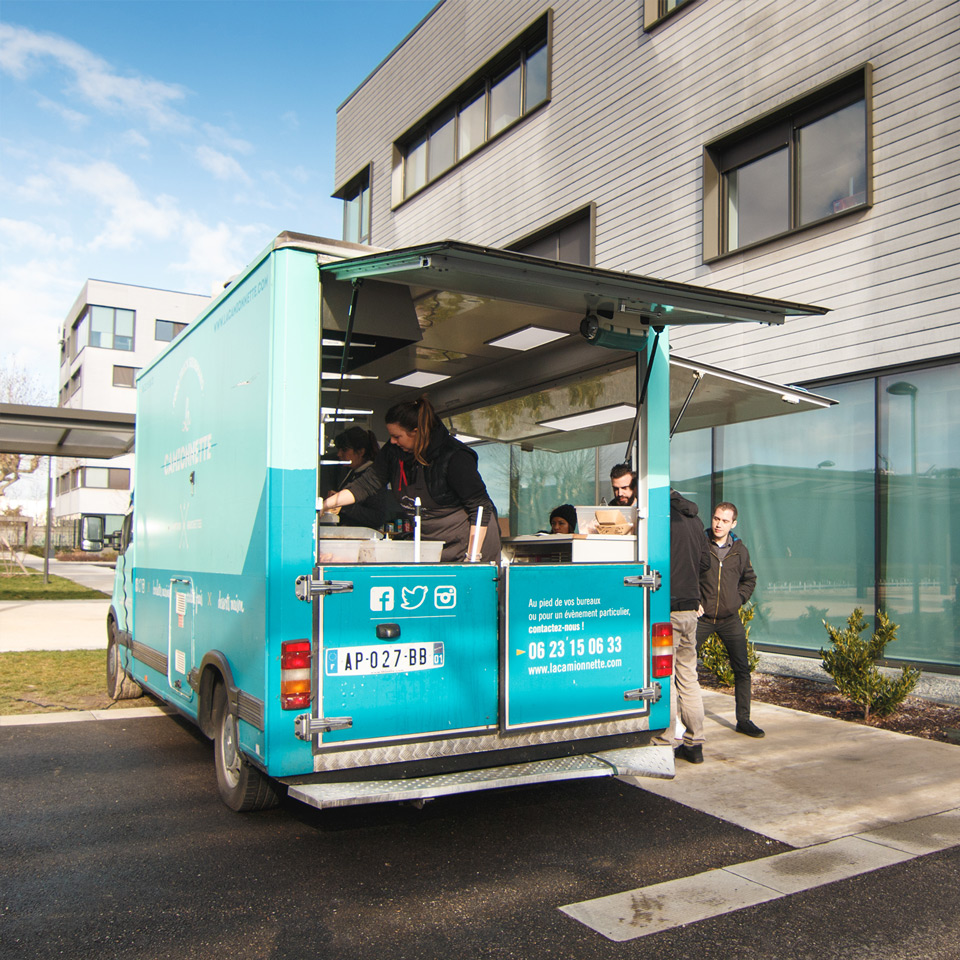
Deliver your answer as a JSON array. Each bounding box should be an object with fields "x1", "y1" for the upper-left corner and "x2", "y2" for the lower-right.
[{"x1": 697, "y1": 613, "x2": 751, "y2": 724}]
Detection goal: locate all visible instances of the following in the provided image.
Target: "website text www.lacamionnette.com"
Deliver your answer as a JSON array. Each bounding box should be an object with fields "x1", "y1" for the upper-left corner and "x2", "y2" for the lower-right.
[{"x1": 528, "y1": 658, "x2": 623, "y2": 676}]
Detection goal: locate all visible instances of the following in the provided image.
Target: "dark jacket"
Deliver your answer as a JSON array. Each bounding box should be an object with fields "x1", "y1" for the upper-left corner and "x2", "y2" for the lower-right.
[
  {"x1": 348, "y1": 422, "x2": 495, "y2": 521},
  {"x1": 699, "y1": 532, "x2": 756, "y2": 623},
  {"x1": 670, "y1": 491, "x2": 709, "y2": 612},
  {"x1": 336, "y1": 462, "x2": 401, "y2": 530},
  {"x1": 346, "y1": 422, "x2": 499, "y2": 561}
]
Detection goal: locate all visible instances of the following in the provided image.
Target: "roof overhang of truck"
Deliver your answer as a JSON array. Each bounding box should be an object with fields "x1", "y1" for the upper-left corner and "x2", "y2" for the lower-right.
[{"x1": 316, "y1": 239, "x2": 834, "y2": 446}]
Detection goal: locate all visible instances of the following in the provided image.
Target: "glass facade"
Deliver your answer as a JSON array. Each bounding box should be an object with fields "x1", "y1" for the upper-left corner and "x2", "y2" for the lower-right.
[{"x1": 671, "y1": 361, "x2": 960, "y2": 669}]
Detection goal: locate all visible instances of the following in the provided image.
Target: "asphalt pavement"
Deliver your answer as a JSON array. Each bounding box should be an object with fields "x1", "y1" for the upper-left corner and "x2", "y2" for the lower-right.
[{"x1": 3, "y1": 554, "x2": 959, "y2": 950}]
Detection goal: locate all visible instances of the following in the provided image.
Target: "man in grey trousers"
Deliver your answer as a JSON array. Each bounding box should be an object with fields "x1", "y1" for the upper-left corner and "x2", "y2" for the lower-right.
[{"x1": 655, "y1": 490, "x2": 711, "y2": 763}]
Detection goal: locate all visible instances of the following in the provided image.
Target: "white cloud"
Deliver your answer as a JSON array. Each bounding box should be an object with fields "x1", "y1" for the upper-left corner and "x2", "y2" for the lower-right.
[
  {"x1": 0, "y1": 217, "x2": 73, "y2": 252},
  {"x1": 202, "y1": 123, "x2": 253, "y2": 155},
  {"x1": 171, "y1": 217, "x2": 266, "y2": 292},
  {"x1": 50, "y1": 159, "x2": 181, "y2": 249},
  {"x1": 0, "y1": 255, "x2": 81, "y2": 390},
  {"x1": 195, "y1": 145, "x2": 252, "y2": 184},
  {"x1": 35, "y1": 93, "x2": 89, "y2": 130},
  {"x1": 121, "y1": 129, "x2": 150, "y2": 149},
  {"x1": 0, "y1": 23, "x2": 189, "y2": 131}
]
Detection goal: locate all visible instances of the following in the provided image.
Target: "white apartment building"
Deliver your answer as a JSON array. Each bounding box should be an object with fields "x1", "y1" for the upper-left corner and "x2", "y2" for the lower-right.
[
  {"x1": 332, "y1": 0, "x2": 960, "y2": 669},
  {"x1": 56, "y1": 279, "x2": 209, "y2": 542}
]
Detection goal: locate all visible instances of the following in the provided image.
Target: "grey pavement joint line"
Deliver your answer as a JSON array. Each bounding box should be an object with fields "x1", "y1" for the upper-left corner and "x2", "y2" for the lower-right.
[
  {"x1": 0, "y1": 706, "x2": 174, "y2": 726},
  {"x1": 559, "y1": 808, "x2": 960, "y2": 942}
]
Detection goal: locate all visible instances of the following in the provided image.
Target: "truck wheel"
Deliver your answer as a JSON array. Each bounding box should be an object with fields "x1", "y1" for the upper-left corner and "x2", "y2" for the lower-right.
[
  {"x1": 106, "y1": 619, "x2": 143, "y2": 700},
  {"x1": 212, "y1": 683, "x2": 280, "y2": 812}
]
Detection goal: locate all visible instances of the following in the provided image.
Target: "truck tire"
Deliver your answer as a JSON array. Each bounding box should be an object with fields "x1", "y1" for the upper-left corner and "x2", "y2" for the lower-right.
[
  {"x1": 106, "y1": 619, "x2": 143, "y2": 700},
  {"x1": 212, "y1": 682, "x2": 280, "y2": 812}
]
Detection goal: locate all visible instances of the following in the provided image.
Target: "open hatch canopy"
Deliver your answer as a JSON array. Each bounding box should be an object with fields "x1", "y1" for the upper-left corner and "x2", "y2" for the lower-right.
[{"x1": 317, "y1": 240, "x2": 834, "y2": 448}]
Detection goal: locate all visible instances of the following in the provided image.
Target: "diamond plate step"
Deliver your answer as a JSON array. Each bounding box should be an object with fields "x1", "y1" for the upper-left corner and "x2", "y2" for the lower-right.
[{"x1": 285, "y1": 745, "x2": 674, "y2": 810}]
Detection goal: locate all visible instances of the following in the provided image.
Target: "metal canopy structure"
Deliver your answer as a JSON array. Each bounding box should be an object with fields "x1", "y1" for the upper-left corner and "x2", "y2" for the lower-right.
[
  {"x1": 0, "y1": 403, "x2": 135, "y2": 459},
  {"x1": 317, "y1": 239, "x2": 833, "y2": 442},
  {"x1": 668, "y1": 356, "x2": 835, "y2": 435},
  {"x1": 319, "y1": 240, "x2": 828, "y2": 327}
]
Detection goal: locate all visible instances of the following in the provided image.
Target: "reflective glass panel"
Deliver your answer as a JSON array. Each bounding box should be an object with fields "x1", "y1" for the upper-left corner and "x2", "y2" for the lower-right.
[
  {"x1": 524, "y1": 43, "x2": 548, "y2": 112},
  {"x1": 405, "y1": 137, "x2": 427, "y2": 196},
  {"x1": 89, "y1": 306, "x2": 114, "y2": 349},
  {"x1": 489, "y1": 64, "x2": 521, "y2": 137},
  {"x1": 714, "y1": 380, "x2": 875, "y2": 651},
  {"x1": 114, "y1": 309, "x2": 135, "y2": 351},
  {"x1": 799, "y1": 100, "x2": 866, "y2": 225},
  {"x1": 428, "y1": 113, "x2": 456, "y2": 180},
  {"x1": 670, "y1": 428, "x2": 712, "y2": 521},
  {"x1": 458, "y1": 91, "x2": 486, "y2": 159},
  {"x1": 726, "y1": 147, "x2": 789, "y2": 250},
  {"x1": 878, "y1": 364, "x2": 960, "y2": 666},
  {"x1": 85, "y1": 467, "x2": 109, "y2": 488}
]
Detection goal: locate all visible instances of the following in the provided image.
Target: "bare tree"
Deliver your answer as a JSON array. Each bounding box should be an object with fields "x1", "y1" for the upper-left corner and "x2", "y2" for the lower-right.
[{"x1": 1, "y1": 358, "x2": 51, "y2": 499}]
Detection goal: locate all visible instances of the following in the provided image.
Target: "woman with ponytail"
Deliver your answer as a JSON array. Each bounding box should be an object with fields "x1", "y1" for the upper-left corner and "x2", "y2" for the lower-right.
[{"x1": 322, "y1": 395, "x2": 500, "y2": 562}]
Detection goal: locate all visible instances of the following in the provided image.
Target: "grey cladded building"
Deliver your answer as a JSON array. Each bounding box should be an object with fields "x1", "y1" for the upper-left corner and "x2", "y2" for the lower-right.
[{"x1": 332, "y1": 0, "x2": 959, "y2": 670}]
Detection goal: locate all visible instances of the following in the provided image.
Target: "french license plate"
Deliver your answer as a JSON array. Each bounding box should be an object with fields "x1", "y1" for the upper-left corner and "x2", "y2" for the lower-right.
[{"x1": 324, "y1": 641, "x2": 444, "y2": 676}]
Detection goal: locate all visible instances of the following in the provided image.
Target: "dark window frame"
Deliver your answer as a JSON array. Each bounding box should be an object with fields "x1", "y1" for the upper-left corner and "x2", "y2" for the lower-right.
[
  {"x1": 392, "y1": 12, "x2": 552, "y2": 205},
  {"x1": 336, "y1": 164, "x2": 373, "y2": 245},
  {"x1": 703, "y1": 66, "x2": 872, "y2": 262}
]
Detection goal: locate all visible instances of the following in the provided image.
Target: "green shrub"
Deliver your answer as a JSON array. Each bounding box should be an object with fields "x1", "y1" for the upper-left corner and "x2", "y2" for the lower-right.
[
  {"x1": 701, "y1": 602, "x2": 760, "y2": 686},
  {"x1": 820, "y1": 608, "x2": 921, "y2": 719}
]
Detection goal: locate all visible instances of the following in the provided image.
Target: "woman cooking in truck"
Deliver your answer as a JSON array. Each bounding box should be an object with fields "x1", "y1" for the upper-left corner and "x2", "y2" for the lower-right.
[{"x1": 321, "y1": 395, "x2": 501, "y2": 563}]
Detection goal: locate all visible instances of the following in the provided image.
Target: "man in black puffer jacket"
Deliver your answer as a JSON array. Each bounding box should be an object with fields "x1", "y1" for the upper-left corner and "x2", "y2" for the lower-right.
[
  {"x1": 696, "y1": 501, "x2": 762, "y2": 738},
  {"x1": 657, "y1": 491, "x2": 711, "y2": 763}
]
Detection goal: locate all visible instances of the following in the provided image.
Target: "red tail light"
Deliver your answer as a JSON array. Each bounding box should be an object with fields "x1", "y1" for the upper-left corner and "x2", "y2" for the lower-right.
[
  {"x1": 281, "y1": 639, "x2": 311, "y2": 709},
  {"x1": 651, "y1": 622, "x2": 674, "y2": 678}
]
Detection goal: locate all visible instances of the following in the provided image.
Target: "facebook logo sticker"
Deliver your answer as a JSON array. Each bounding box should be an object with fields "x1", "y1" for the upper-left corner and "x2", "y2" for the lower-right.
[{"x1": 369, "y1": 586, "x2": 394, "y2": 612}]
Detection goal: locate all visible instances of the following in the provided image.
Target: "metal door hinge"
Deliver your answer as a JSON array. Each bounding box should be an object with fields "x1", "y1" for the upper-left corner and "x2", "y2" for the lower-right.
[
  {"x1": 624, "y1": 682, "x2": 662, "y2": 703},
  {"x1": 295, "y1": 576, "x2": 354, "y2": 601},
  {"x1": 294, "y1": 714, "x2": 353, "y2": 740},
  {"x1": 624, "y1": 571, "x2": 661, "y2": 591}
]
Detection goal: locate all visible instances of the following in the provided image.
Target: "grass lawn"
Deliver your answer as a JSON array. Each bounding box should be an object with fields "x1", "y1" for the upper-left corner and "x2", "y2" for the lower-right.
[
  {"x1": 0, "y1": 572, "x2": 109, "y2": 601},
  {"x1": 0, "y1": 649, "x2": 157, "y2": 715}
]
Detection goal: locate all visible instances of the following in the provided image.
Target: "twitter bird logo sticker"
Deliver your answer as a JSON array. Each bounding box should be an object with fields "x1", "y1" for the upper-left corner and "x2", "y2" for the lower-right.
[{"x1": 400, "y1": 585, "x2": 428, "y2": 610}]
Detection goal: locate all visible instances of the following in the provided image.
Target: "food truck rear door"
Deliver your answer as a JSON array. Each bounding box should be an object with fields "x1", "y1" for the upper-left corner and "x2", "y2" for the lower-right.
[{"x1": 295, "y1": 563, "x2": 500, "y2": 748}]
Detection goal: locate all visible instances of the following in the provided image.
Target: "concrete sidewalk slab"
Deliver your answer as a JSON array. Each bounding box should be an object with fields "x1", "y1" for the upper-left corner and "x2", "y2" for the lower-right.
[
  {"x1": 0, "y1": 599, "x2": 110, "y2": 651},
  {"x1": 627, "y1": 690, "x2": 960, "y2": 847}
]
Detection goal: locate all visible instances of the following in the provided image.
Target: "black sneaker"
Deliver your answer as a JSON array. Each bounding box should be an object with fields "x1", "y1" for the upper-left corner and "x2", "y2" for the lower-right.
[
  {"x1": 675, "y1": 743, "x2": 703, "y2": 764},
  {"x1": 736, "y1": 720, "x2": 765, "y2": 738}
]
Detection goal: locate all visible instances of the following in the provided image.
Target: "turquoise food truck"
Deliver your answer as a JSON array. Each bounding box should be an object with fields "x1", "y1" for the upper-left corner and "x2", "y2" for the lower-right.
[{"x1": 103, "y1": 232, "x2": 830, "y2": 811}]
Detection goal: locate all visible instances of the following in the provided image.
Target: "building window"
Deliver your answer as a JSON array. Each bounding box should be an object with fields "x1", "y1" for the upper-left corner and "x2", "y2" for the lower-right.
[
  {"x1": 155, "y1": 319, "x2": 187, "y2": 342},
  {"x1": 112, "y1": 365, "x2": 140, "y2": 388},
  {"x1": 86, "y1": 305, "x2": 135, "y2": 351},
  {"x1": 83, "y1": 467, "x2": 130, "y2": 490},
  {"x1": 509, "y1": 206, "x2": 593, "y2": 265},
  {"x1": 337, "y1": 167, "x2": 372, "y2": 245},
  {"x1": 703, "y1": 68, "x2": 870, "y2": 260},
  {"x1": 644, "y1": 0, "x2": 698, "y2": 29},
  {"x1": 394, "y1": 14, "x2": 550, "y2": 203}
]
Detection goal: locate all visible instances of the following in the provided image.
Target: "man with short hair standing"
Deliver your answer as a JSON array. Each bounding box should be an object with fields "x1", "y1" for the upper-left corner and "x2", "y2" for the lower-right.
[{"x1": 697, "y1": 501, "x2": 763, "y2": 738}]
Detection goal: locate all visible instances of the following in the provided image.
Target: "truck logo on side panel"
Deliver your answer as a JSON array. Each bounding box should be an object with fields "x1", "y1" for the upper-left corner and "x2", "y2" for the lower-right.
[
  {"x1": 401, "y1": 586, "x2": 428, "y2": 610},
  {"x1": 369, "y1": 587, "x2": 394, "y2": 612}
]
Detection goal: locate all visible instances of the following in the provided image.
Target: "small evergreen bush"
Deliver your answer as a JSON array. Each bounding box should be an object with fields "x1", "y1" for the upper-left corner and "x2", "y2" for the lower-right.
[
  {"x1": 701, "y1": 602, "x2": 760, "y2": 687},
  {"x1": 820, "y1": 608, "x2": 921, "y2": 719}
]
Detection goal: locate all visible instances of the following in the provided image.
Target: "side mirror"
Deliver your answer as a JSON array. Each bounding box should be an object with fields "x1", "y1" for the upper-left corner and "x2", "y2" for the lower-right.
[{"x1": 80, "y1": 515, "x2": 104, "y2": 552}]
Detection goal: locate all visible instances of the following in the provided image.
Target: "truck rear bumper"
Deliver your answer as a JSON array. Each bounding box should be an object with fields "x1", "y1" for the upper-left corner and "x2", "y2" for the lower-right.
[{"x1": 283, "y1": 744, "x2": 675, "y2": 809}]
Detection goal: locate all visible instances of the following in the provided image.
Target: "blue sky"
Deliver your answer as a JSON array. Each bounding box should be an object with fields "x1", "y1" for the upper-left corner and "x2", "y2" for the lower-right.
[{"x1": 0, "y1": 0, "x2": 437, "y2": 392}]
